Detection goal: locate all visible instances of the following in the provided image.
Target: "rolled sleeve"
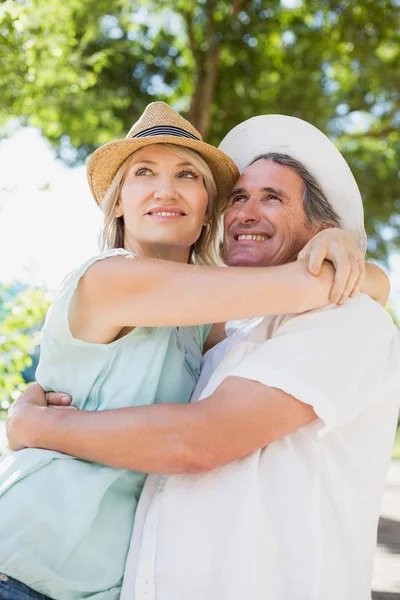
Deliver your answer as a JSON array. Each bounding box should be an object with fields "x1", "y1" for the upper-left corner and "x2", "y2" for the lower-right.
[{"x1": 231, "y1": 295, "x2": 398, "y2": 435}]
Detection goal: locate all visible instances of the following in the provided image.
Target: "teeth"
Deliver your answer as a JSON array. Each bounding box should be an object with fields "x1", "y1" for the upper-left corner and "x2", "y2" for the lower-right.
[
  {"x1": 151, "y1": 211, "x2": 183, "y2": 216},
  {"x1": 237, "y1": 234, "x2": 268, "y2": 241}
]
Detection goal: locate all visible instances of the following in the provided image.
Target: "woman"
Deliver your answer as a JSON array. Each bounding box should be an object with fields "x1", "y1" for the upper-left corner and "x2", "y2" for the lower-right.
[{"x1": 0, "y1": 102, "x2": 387, "y2": 600}]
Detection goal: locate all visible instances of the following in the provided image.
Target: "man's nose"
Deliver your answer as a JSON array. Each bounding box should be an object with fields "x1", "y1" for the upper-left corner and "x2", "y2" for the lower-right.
[{"x1": 236, "y1": 197, "x2": 261, "y2": 223}]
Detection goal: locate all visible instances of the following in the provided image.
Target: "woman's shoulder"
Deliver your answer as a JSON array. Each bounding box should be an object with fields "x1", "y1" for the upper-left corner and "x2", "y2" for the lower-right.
[
  {"x1": 42, "y1": 249, "x2": 136, "y2": 340},
  {"x1": 71, "y1": 248, "x2": 135, "y2": 278},
  {"x1": 56, "y1": 249, "x2": 135, "y2": 294}
]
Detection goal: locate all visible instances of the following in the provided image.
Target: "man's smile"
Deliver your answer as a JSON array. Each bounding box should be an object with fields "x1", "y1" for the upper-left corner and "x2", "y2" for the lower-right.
[
  {"x1": 234, "y1": 233, "x2": 270, "y2": 242},
  {"x1": 231, "y1": 228, "x2": 273, "y2": 243}
]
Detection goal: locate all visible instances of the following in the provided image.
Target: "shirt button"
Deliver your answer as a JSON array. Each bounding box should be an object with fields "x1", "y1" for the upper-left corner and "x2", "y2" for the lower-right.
[{"x1": 0, "y1": 574, "x2": 9, "y2": 582}]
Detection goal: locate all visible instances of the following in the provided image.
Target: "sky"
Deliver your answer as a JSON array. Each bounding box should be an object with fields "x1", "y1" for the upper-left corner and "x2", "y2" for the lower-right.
[
  {"x1": 0, "y1": 126, "x2": 399, "y2": 319},
  {"x1": 0, "y1": 127, "x2": 102, "y2": 290}
]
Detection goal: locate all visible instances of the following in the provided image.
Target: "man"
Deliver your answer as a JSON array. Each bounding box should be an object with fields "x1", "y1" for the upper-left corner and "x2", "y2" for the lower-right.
[{"x1": 8, "y1": 115, "x2": 399, "y2": 599}]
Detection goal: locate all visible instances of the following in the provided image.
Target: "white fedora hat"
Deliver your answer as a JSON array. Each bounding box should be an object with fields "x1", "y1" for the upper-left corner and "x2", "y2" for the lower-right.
[{"x1": 219, "y1": 114, "x2": 367, "y2": 253}]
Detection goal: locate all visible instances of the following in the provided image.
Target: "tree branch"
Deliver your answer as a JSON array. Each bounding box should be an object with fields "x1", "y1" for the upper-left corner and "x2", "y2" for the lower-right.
[
  {"x1": 338, "y1": 128, "x2": 398, "y2": 139},
  {"x1": 182, "y1": 10, "x2": 197, "y2": 59},
  {"x1": 187, "y1": 0, "x2": 246, "y2": 137},
  {"x1": 232, "y1": 0, "x2": 246, "y2": 19}
]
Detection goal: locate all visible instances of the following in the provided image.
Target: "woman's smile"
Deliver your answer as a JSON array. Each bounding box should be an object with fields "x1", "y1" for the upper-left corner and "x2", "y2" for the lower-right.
[
  {"x1": 116, "y1": 145, "x2": 210, "y2": 260},
  {"x1": 146, "y1": 206, "x2": 187, "y2": 221}
]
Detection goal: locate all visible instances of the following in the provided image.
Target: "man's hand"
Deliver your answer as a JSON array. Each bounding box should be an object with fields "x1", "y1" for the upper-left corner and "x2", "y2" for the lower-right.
[
  {"x1": 6, "y1": 383, "x2": 74, "y2": 451},
  {"x1": 45, "y1": 391, "x2": 73, "y2": 407},
  {"x1": 7, "y1": 383, "x2": 47, "y2": 451}
]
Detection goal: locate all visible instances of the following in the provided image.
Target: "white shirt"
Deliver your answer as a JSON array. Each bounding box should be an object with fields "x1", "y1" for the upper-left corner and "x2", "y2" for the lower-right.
[{"x1": 121, "y1": 295, "x2": 400, "y2": 600}]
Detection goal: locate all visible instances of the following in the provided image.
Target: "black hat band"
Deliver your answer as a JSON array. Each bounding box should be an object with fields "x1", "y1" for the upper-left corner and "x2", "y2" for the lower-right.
[{"x1": 133, "y1": 125, "x2": 200, "y2": 141}]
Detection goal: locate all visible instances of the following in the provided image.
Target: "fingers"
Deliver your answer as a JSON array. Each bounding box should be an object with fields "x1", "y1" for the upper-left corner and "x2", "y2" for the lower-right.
[
  {"x1": 298, "y1": 240, "x2": 327, "y2": 276},
  {"x1": 329, "y1": 245, "x2": 351, "y2": 303},
  {"x1": 330, "y1": 249, "x2": 365, "y2": 304},
  {"x1": 45, "y1": 392, "x2": 72, "y2": 406},
  {"x1": 297, "y1": 245, "x2": 309, "y2": 262},
  {"x1": 300, "y1": 229, "x2": 364, "y2": 304},
  {"x1": 50, "y1": 405, "x2": 79, "y2": 411},
  {"x1": 16, "y1": 382, "x2": 48, "y2": 408},
  {"x1": 338, "y1": 255, "x2": 360, "y2": 304},
  {"x1": 26, "y1": 382, "x2": 47, "y2": 400},
  {"x1": 350, "y1": 258, "x2": 366, "y2": 298},
  {"x1": 307, "y1": 244, "x2": 327, "y2": 275}
]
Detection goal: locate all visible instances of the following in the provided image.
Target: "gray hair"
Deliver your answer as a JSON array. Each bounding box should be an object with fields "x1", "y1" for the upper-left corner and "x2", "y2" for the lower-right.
[{"x1": 250, "y1": 153, "x2": 341, "y2": 230}]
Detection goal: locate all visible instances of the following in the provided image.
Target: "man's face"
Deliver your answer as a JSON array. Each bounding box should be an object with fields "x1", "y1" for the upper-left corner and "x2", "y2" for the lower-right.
[{"x1": 223, "y1": 159, "x2": 321, "y2": 267}]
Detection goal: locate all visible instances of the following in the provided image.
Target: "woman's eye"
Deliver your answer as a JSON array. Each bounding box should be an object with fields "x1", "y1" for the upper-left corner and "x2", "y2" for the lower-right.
[
  {"x1": 178, "y1": 170, "x2": 198, "y2": 179},
  {"x1": 135, "y1": 168, "x2": 153, "y2": 176}
]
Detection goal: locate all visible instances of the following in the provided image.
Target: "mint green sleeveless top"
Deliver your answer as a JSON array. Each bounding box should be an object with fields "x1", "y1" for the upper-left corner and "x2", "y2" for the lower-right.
[{"x1": 0, "y1": 249, "x2": 211, "y2": 600}]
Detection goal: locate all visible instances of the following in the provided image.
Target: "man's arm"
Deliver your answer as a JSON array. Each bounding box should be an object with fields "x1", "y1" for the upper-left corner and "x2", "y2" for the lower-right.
[
  {"x1": 9, "y1": 295, "x2": 395, "y2": 471},
  {"x1": 7, "y1": 378, "x2": 316, "y2": 473}
]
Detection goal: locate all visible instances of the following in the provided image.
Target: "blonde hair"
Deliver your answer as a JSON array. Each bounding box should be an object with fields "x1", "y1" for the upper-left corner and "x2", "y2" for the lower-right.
[{"x1": 100, "y1": 143, "x2": 221, "y2": 265}]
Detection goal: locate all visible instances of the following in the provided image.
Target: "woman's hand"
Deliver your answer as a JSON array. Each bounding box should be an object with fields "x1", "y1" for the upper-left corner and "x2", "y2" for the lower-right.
[{"x1": 298, "y1": 228, "x2": 365, "y2": 304}]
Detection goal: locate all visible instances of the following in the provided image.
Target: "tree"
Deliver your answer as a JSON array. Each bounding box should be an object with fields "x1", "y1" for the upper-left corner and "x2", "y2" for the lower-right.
[
  {"x1": 1, "y1": 0, "x2": 399, "y2": 259},
  {"x1": 0, "y1": 285, "x2": 50, "y2": 414}
]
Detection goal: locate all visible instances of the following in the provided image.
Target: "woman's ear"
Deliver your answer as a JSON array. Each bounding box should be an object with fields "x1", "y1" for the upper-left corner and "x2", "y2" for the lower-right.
[
  {"x1": 202, "y1": 212, "x2": 210, "y2": 227},
  {"x1": 114, "y1": 203, "x2": 123, "y2": 218}
]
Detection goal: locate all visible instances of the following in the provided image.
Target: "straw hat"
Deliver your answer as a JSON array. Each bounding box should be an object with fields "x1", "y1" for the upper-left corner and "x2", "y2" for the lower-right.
[
  {"x1": 87, "y1": 102, "x2": 239, "y2": 207},
  {"x1": 219, "y1": 114, "x2": 367, "y2": 253}
]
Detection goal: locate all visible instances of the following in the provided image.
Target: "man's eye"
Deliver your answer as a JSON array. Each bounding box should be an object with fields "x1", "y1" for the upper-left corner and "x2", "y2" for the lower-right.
[
  {"x1": 135, "y1": 168, "x2": 153, "y2": 176},
  {"x1": 178, "y1": 170, "x2": 198, "y2": 179},
  {"x1": 232, "y1": 196, "x2": 246, "y2": 203}
]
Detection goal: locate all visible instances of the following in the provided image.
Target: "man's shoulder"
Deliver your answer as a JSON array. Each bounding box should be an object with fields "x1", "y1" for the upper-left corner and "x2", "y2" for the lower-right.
[
  {"x1": 249, "y1": 295, "x2": 398, "y2": 358},
  {"x1": 287, "y1": 293, "x2": 396, "y2": 333},
  {"x1": 226, "y1": 297, "x2": 398, "y2": 350}
]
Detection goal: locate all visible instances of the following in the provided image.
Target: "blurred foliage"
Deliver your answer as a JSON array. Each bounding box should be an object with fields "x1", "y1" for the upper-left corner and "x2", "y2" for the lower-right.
[
  {"x1": 0, "y1": 0, "x2": 399, "y2": 259},
  {"x1": 387, "y1": 304, "x2": 400, "y2": 328},
  {"x1": 0, "y1": 284, "x2": 50, "y2": 412}
]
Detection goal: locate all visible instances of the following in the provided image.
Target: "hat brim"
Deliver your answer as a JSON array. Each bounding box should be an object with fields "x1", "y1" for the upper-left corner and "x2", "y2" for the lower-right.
[
  {"x1": 219, "y1": 114, "x2": 367, "y2": 253},
  {"x1": 87, "y1": 136, "x2": 239, "y2": 210}
]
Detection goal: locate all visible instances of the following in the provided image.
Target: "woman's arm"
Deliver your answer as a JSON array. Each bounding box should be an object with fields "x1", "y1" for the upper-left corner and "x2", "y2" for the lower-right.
[
  {"x1": 72, "y1": 225, "x2": 371, "y2": 341},
  {"x1": 201, "y1": 262, "x2": 390, "y2": 354},
  {"x1": 73, "y1": 257, "x2": 336, "y2": 337},
  {"x1": 361, "y1": 263, "x2": 390, "y2": 306}
]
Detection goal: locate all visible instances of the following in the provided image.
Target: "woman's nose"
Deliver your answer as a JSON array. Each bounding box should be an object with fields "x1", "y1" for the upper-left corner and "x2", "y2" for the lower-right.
[{"x1": 153, "y1": 176, "x2": 177, "y2": 201}]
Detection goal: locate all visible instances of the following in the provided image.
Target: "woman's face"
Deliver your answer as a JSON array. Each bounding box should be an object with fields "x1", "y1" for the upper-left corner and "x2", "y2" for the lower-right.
[{"x1": 116, "y1": 144, "x2": 209, "y2": 259}]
